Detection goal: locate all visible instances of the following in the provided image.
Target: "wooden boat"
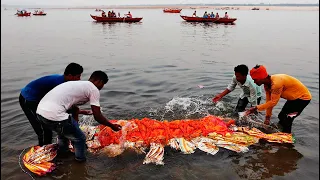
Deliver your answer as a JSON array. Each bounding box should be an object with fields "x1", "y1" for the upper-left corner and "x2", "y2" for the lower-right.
[
  {"x1": 17, "y1": 12, "x2": 31, "y2": 16},
  {"x1": 163, "y1": 8, "x2": 182, "y2": 13},
  {"x1": 180, "y1": 15, "x2": 237, "y2": 24},
  {"x1": 90, "y1": 15, "x2": 143, "y2": 22}
]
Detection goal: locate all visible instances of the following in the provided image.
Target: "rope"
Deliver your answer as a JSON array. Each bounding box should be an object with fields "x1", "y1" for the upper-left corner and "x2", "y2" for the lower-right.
[{"x1": 18, "y1": 146, "x2": 35, "y2": 180}]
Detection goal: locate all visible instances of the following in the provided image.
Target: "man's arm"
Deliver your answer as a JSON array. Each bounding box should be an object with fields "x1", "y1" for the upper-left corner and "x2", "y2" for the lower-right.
[
  {"x1": 213, "y1": 76, "x2": 236, "y2": 102},
  {"x1": 67, "y1": 105, "x2": 80, "y2": 121},
  {"x1": 265, "y1": 89, "x2": 273, "y2": 121},
  {"x1": 91, "y1": 105, "x2": 121, "y2": 131},
  {"x1": 257, "y1": 85, "x2": 282, "y2": 112}
]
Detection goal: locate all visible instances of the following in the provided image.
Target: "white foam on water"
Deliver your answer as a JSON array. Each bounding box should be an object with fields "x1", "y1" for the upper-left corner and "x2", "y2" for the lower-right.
[
  {"x1": 148, "y1": 96, "x2": 235, "y2": 120},
  {"x1": 164, "y1": 96, "x2": 211, "y2": 116},
  {"x1": 79, "y1": 115, "x2": 96, "y2": 126},
  {"x1": 79, "y1": 107, "x2": 105, "y2": 126},
  {"x1": 214, "y1": 101, "x2": 227, "y2": 111}
]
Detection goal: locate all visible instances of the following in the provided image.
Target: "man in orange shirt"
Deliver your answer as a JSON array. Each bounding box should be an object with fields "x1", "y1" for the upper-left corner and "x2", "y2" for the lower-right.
[{"x1": 245, "y1": 65, "x2": 312, "y2": 133}]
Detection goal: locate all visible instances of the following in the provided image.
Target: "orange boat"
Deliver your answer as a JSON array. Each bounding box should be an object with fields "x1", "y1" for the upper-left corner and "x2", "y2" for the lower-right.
[
  {"x1": 180, "y1": 15, "x2": 237, "y2": 24},
  {"x1": 163, "y1": 8, "x2": 182, "y2": 13},
  {"x1": 90, "y1": 15, "x2": 143, "y2": 22},
  {"x1": 17, "y1": 12, "x2": 31, "y2": 16}
]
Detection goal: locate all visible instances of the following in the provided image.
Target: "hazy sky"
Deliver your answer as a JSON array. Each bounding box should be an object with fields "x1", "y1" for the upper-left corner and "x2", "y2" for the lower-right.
[{"x1": 2, "y1": 0, "x2": 319, "y2": 6}]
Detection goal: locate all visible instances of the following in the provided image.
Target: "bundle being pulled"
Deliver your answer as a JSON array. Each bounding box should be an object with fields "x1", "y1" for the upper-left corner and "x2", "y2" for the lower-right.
[
  {"x1": 82, "y1": 115, "x2": 294, "y2": 165},
  {"x1": 22, "y1": 115, "x2": 294, "y2": 176}
]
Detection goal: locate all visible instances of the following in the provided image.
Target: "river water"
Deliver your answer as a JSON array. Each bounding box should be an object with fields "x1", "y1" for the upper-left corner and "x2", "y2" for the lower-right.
[{"x1": 1, "y1": 8, "x2": 319, "y2": 180}]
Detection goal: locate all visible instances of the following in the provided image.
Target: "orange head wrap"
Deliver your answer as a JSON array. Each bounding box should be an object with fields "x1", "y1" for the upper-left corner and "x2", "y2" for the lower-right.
[{"x1": 250, "y1": 65, "x2": 268, "y2": 80}]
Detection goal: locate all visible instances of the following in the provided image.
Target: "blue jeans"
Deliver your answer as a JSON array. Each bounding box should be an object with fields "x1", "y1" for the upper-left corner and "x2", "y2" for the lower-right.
[{"x1": 37, "y1": 114, "x2": 87, "y2": 161}]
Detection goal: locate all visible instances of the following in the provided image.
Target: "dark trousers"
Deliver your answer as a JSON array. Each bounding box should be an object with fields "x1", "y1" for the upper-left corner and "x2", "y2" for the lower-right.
[
  {"x1": 19, "y1": 94, "x2": 52, "y2": 146},
  {"x1": 235, "y1": 97, "x2": 262, "y2": 113},
  {"x1": 37, "y1": 114, "x2": 87, "y2": 161},
  {"x1": 278, "y1": 99, "x2": 310, "y2": 133}
]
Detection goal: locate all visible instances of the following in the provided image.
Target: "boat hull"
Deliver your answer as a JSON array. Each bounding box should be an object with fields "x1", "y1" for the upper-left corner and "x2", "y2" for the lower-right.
[
  {"x1": 17, "y1": 12, "x2": 31, "y2": 16},
  {"x1": 180, "y1": 15, "x2": 237, "y2": 24},
  {"x1": 33, "y1": 13, "x2": 47, "y2": 16},
  {"x1": 90, "y1": 15, "x2": 143, "y2": 22}
]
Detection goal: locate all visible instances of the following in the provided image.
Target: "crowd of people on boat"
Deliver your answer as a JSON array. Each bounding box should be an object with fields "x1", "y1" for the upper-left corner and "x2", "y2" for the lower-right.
[
  {"x1": 192, "y1": 11, "x2": 229, "y2": 18},
  {"x1": 34, "y1": 9, "x2": 45, "y2": 14},
  {"x1": 101, "y1": 10, "x2": 132, "y2": 18},
  {"x1": 16, "y1": 10, "x2": 29, "y2": 15}
]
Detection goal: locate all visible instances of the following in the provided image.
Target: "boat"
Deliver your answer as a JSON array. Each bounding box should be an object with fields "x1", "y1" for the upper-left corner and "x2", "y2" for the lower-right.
[
  {"x1": 33, "y1": 13, "x2": 47, "y2": 16},
  {"x1": 17, "y1": 12, "x2": 31, "y2": 16},
  {"x1": 180, "y1": 15, "x2": 237, "y2": 24},
  {"x1": 33, "y1": 10, "x2": 47, "y2": 16},
  {"x1": 252, "y1": 7, "x2": 260, "y2": 10},
  {"x1": 163, "y1": 8, "x2": 182, "y2": 13},
  {"x1": 90, "y1": 15, "x2": 143, "y2": 22}
]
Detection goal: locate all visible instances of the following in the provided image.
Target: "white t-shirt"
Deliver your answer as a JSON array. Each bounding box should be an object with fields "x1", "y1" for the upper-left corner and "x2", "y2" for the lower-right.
[{"x1": 37, "y1": 81, "x2": 100, "y2": 121}]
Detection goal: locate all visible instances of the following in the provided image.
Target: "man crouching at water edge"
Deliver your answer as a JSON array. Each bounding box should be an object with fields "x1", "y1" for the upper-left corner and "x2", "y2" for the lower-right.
[
  {"x1": 36, "y1": 71, "x2": 122, "y2": 162},
  {"x1": 19, "y1": 63, "x2": 83, "y2": 146},
  {"x1": 245, "y1": 65, "x2": 312, "y2": 133},
  {"x1": 213, "y1": 64, "x2": 262, "y2": 114}
]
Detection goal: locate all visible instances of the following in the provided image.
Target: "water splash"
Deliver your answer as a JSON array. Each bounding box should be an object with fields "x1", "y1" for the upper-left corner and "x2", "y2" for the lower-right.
[
  {"x1": 79, "y1": 107, "x2": 105, "y2": 126},
  {"x1": 148, "y1": 96, "x2": 235, "y2": 120},
  {"x1": 79, "y1": 115, "x2": 96, "y2": 126}
]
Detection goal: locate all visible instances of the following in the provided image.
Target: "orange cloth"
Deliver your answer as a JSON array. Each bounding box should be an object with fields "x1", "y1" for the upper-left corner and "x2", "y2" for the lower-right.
[
  {"x1": 97, "y1": 116, "x2": 232, "y2": 147},
  {"x1": 250, "y1": 65, "x2": 268, "y2": 80},
  {"x1": 257, "y1": 74, "x2": 312, "y2": 117}
]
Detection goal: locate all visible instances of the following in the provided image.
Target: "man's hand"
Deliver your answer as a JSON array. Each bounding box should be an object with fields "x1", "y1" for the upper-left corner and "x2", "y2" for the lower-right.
[
  {"x1": 245, "y1": 106, "x2": 257, "y2": 116},
  {"x1": 111, "y1": 124, "x2": 122, "y2": 131},
  {"x1": 264, "y1": 116, "x2": 271, "y2": 125},
  {"x1": 213, "y1": 94, "x2": 223, "y2": 103}
]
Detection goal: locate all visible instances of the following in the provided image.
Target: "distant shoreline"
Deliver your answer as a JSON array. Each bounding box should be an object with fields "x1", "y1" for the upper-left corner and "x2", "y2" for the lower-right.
[{"x1": 2, "y1": 4, "x2": 319, "y2": 11}]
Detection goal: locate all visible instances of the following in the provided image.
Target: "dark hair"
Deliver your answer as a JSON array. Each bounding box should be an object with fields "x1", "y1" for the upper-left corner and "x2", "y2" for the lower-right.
[
  {"x1": 89, "y1": 71, "x2": 109, "y2": 84},
  {"x1": 234, "y1": 64, "x2": 249, "y2": 76},
  {"x1": 254, "y1": 64, "x2": 260, "y2": 69},
  {"x1": 64, "y1": 63, "x2": 83, "y2": 76}
]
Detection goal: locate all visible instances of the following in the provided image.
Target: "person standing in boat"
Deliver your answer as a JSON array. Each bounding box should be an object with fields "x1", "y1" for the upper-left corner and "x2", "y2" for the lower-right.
[
  {"x1": 125, "y1": 11, "x2": 132, "y2": 18},
  {"x1": 213, "y1": 64, "x2": 262, "y2": 115},
  {"x1": 111, "y1": 10, "x2": 116, "y2": 17},
  {"x1": 224, "y1": 12, "x2": 229, "y2": 18},
  {"x1": 192, "y1": 10, "x2": 197, "y2": 17},
  {"x1": 19, "y1": 63, "x2": 84, "y2": 146},
  {"x1": 101, "y1": 11, "x2": 106, "y2": 17},
  {"x1": 245, "y1": 65, "x2": 312, "y2": 133},
  {"x1": 216, "y1": 12, "x2": 219, "y2": 18}
]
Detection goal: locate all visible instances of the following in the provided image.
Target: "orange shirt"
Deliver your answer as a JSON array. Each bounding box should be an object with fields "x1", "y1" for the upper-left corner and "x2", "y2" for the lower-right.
[{"x1": 257, "y1": 74, "x2": 312, "y2": 117}]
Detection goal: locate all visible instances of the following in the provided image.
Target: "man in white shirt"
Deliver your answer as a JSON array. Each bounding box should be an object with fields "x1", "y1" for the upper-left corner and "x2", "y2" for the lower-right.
[
  {"x1": 213, "y1": 64, "x2": 262, "y2": 113},
  {"x1": 37, "y1": 71, "x2": 121, "y2": 162}
]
